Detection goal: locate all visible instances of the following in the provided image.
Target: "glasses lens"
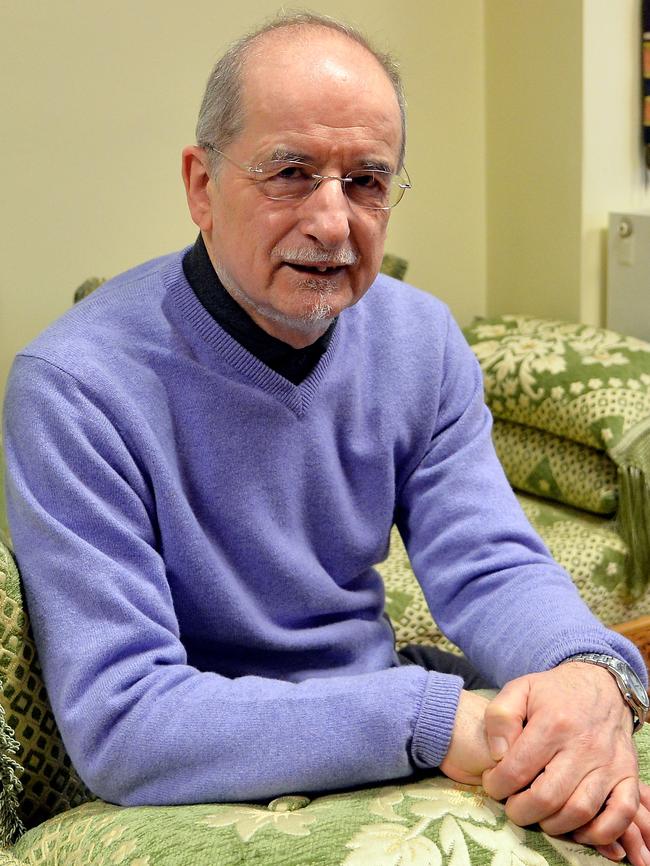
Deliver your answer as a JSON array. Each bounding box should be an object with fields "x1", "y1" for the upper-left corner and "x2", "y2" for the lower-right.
[
  {"x1": 346, "y1": 170, "x2": 407, "y2": 209},
  {"x1": 258, "y1": 161, "x2": 317, "y2": 200}
]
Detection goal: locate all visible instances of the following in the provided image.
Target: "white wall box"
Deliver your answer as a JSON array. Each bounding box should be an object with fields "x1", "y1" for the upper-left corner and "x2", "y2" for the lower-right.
[{"x1": 607, "y1": 210, "x2": 650, "y2": 341}]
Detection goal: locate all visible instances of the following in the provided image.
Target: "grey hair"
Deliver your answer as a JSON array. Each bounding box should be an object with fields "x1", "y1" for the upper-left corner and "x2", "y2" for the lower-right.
[{"x1": 195, "y1": 10, "x2": 407, "y2": 172}]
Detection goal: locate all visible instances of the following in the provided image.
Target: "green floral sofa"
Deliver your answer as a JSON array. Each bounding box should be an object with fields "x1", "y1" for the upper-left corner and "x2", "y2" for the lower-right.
[
  {"x1": 2, "y1": 286, "x2": 650, "y2": 862},
  {"x1": 379, "y1": 314, "x2": 650, "y2": 668},
  {"x1": 3, "y1": 535, "x2": 650, "y2": 866}
]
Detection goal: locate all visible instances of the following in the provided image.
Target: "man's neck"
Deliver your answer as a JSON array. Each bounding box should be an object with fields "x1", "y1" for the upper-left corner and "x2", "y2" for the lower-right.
[
  {"x1": 181, "y1": 234, "x2": 336, "y2": 386},
  {"x1": 201, "y1": 234, "x2": 331, "y2": 349}
]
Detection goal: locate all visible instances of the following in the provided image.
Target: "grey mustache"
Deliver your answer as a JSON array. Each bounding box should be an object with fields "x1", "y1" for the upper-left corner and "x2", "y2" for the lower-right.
[{"x1": 274, "y1": 248, "x2": 359, "y2": 267}]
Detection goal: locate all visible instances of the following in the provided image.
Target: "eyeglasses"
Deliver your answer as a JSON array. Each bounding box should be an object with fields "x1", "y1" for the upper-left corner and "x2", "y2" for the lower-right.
[{"x1": 200, "y1": 144, "x2": 411, "y2": 210}]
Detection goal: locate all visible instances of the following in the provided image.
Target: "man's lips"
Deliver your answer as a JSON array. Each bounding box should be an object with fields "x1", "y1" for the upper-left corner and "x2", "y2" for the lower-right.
[
  {"x1": 273, "y1": 246, "x2": 359, "y2": 275},
  {"x1": 282, "y1": 261, "x2": 347, "y2": 275}
]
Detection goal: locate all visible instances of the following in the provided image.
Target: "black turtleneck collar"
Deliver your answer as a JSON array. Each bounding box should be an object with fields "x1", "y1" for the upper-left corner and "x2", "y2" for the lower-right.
[{"x1": 182, "y1": 235, "x2": 336, "y2": 386}]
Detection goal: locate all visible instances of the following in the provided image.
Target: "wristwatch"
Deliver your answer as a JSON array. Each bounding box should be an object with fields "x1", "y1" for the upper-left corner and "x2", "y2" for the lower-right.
[{"x1": 562, "y1": 652, "x2": 650, "y2": 733}]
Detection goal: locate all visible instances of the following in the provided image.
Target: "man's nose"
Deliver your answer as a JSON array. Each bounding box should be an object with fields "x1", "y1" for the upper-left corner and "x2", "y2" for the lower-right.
[{"x1": 296, "y1": 177, "x2": 352, "y2": 249}]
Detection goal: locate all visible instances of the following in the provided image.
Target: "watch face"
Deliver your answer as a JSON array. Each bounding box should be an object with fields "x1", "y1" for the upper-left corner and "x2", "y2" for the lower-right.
[{"x1": 612, "y1": 658, "x2": 650, "y2": 710}]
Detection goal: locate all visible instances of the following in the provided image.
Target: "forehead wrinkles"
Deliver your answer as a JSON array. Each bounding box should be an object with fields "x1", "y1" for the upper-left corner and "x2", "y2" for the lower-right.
[{"x1": 238, "y1": 29, "x2": 401, "y2": 146}]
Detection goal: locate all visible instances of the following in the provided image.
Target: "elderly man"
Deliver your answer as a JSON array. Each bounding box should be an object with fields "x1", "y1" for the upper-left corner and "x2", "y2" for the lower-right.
[{"x1": 3, "y1": 12, "x2": 650, "y2": 865}]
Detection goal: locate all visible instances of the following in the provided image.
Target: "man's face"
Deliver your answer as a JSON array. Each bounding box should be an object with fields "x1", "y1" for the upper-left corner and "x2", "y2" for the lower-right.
[{"x1": 200, "y1": 29, "x2": 403, "y2": 347}]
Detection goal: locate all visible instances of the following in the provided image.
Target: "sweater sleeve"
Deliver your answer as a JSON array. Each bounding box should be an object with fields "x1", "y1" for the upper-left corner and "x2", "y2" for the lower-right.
[
  {"x1": 3, "y1": 354, "x2": 462, "y2": 806},
  {"x1": 396, "y1": 311, "x2": 647, "y2": 688}
]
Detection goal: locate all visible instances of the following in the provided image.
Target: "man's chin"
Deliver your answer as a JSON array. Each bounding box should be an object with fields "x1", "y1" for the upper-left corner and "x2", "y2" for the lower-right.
[
  {"x1": 217, "y1": 265, "x2": 350, "y2": 340},
  {"x1": 274, "y1": 303, "x2": 336, "y2": 333},
  {"x1": 251, "y1": 304, "x2": 335, "y2": 348},
  {"x1": 272, "y1": 278, "x2": 348, "y2": 321}
]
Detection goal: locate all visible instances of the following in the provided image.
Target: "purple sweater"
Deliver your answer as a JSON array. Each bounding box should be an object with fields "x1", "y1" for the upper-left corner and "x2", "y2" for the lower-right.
[{"x1": 3, "y1": 251, "x2": 645, "y2": 806}]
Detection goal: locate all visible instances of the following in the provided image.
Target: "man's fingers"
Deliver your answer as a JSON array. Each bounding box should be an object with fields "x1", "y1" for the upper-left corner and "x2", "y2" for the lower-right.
[
  {"x1": 594, "y1": 841, "x2": 626, "y2": 862},
  {"x1": 640, "y1": 783, "x2": 650, "y2": 811},
  {"x1": 482, "y1": 716, "x2": 556, "y2": 802},
  {"x1": 593, "y1": 806, "x2": 650, "y2": 866},
  {"x1": 505, "y1": 765, "x2": 583, "y2": 831},
  {"x1": 599, "y1": 795, "x2": 650, "y2": 866},
  {"x1": 501, "y1": 757, "x2": 637, "y2": 840},
  {"x1": 617, "y1": 823, "x2": 650, "y2": 866},
  {"x1": 564, "y1": 773, "x2": 639, "y2": 845},
  {"x1": 484, "y1": 679, "x2": 530, "y2": 762},
  {"x1": 565, "y1": 784, "x2": 650, "y2": 866}
]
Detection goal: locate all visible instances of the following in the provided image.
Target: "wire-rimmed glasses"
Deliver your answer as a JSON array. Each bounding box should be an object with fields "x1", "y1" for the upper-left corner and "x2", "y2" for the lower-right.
[{"x1": 201, "y1": 144, "x2": 411, "y2": 210}]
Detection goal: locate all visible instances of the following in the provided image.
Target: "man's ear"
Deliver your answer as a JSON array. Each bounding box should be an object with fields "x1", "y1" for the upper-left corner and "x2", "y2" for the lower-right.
[{"x1": 182, "y1": 146, "x2": 213, "y2": 231}]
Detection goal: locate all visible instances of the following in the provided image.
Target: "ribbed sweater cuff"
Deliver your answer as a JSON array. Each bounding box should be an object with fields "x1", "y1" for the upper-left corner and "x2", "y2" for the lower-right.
[{"x1": 411, "y1": 672, "x2": 464, "y2": 769}]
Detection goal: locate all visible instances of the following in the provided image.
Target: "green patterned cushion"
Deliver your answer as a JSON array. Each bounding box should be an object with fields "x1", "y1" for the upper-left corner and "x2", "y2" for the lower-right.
[
  {"x1": 7, "y1": 728, "x2": 650, "y2": 865},
  {"x1": 464, "y1": 315, "x2": 650, "y2": 594},
  {"x1": 492, "y1": 419, "x2": 618, "y2": 515},
  {"x1": 0, "y1": 541, "x2": 93, "y2": 841},
  {"x1": 463, "y1": 315, "x2": 650, "y2": 450},
  {"x1": 73, "y1": 277, "x2": 105, "y2": 304}
]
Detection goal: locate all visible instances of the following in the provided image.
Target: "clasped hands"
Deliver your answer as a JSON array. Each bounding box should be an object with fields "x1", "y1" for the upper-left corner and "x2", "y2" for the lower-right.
[{"x1": 440, "y1": 662, "x2": 650, "y2": 866}]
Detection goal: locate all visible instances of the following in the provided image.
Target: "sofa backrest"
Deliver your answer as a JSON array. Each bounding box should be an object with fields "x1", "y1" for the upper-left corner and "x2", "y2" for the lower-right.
[
  {"x1": 0, "y1": 540, "x2": 93, "y2": 843},
  {"x1": 463, "y1": 314, "x2": 650, "y2": 596}
]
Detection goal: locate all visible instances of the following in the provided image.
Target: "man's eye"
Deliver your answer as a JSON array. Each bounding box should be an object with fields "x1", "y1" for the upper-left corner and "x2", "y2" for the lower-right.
[
  {"x1": 260, "y1": 163, "x2": 316, "y2": 199},
  {"x1": 351, "y1": 171, "x2": 392, "y2": 193},
  {"x1": 351, "y1": 173, "x2": 378, "y2": 188},
  {"x1": 271, "y1": 164, "x2": 313, "y2": 181}
]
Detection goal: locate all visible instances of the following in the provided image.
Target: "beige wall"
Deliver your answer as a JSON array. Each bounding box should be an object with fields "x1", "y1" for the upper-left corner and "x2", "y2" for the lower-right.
[
  {"x1": 581, "y1": 0, "x2": 650, "y2": 324},
  {"x1": 0, "y1": 1, "x2": 486, "y2": 403},
  {"x1": 485, "y1": 0, "x2": 584, "y2": 321},
  {"x1": 485, "y1": 0, "x2": 650, "y2": 325}
]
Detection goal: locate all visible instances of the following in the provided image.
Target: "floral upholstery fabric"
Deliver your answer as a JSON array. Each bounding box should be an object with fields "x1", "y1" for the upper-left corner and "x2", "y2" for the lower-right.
[
  {"x1": 518, "y1": 493, "x2": 650, "y2": 621},
  {"x1": 463, "y1": 315, "x2": 650, "y2": 450},
  {"x1": 5, "y1": 731, "x2": 650, "y2": 865},
  {"x1": 463, "y1": 315, "x2": 650, "y2": 596}
]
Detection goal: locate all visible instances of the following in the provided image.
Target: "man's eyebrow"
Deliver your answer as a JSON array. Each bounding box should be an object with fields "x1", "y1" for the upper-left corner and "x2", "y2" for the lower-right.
[
  {"x1": 268, "y1": 147, "x2": 313, "y2": 163},
  {"x1": 360, "y1": 159, "x2": 393, "y2": 173},
  {"x1": 266, "y1": 149, "x2": 395, "y2": 173}
]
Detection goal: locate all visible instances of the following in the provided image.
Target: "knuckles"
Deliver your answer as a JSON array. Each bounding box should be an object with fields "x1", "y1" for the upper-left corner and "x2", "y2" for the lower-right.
[
  {"x1": 542, "y1": 710, "x2": 574, "y2": 739},
  {"x1": 539, "y1": 799, "x2": 600, "y2": 834},
  {"x1": 483, "y1": 763, "x2": 531, "y2": 801}
]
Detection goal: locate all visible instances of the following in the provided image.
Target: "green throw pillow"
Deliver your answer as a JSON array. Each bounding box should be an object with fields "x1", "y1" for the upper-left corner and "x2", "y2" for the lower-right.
[
  {"x1": 463, "y1": 315, "x2": 650, "y2": 450},
  {"x1": 492, "y1": 419, "x2": 618, "y2": 515},
  {"x1": 518, "y1": 492, "x2": 650, "y2": 615}
]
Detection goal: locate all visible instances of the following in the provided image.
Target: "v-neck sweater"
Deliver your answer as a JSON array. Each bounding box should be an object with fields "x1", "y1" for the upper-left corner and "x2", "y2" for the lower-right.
[{"x1": 3, "y1": 249, "x2": 645, "y2": 806}]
